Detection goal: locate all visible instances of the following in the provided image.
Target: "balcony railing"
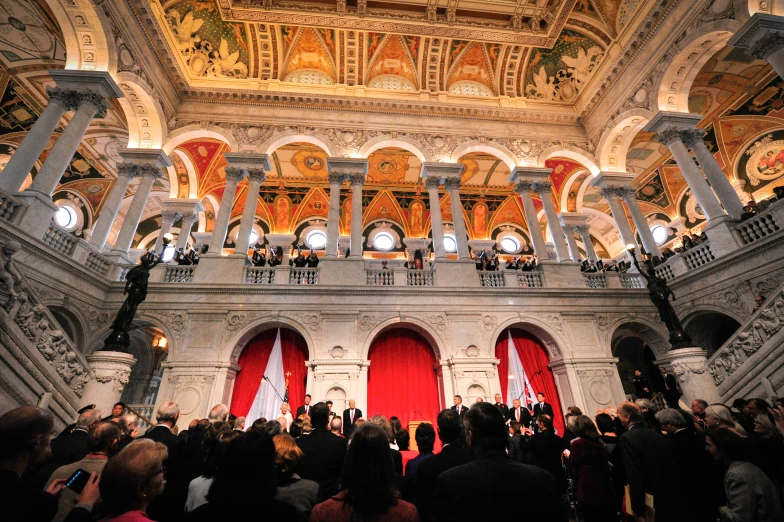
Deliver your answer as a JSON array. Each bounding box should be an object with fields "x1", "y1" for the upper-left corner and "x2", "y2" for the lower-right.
[
  {"x1": 290, "y1": 267, "x2": 319, "y2": 285},
  {"x1": 246, "y1": 267, "x2": 276, "y2": 284},
  {"x1": 407, "y1": 270, "x2": 434, "y2": 286},
  {"x1": 85, "y1": 251, "x2": 111, "y2": 276},
  {"x1": 478, "y1": 272, "x2": 505, "y2": 287},
  {"x1": 683, "y1": 242, "x2": 715, "y2": 270},
  {"x1": 583, "y1": 273, "x2": 608, "y2": 289},
  {"x1": 619, "y1": 274, "x2": 645, "y2": 289},
  {"x1": 162, "y1": 266, "x2": 194, "y2": 283},
  {"x1": 366, "y1": 269, "x2": 394, "y2": 286},
  {"x1": 517, "y1": 272, "x2": 543, "y2": 288},
  {"x1": 735, "y1": 208, "x2": 781, "y2": 245},
  {"x1": 0, "y1": 191, "x2": 27, "y2": 224},
  {"x1": 42, "y1": 222, "x2": 77, "y2": 256},
  {"x1": 654, "y1": 263, "x2": 675, "y2": 281}
]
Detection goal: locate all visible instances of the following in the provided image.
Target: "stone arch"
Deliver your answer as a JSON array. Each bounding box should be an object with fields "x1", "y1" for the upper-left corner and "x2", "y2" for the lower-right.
[
  {"x1": 46, "y1": 304, "x2": 88, "y2": 352},
  {"x1": 487, "y1": 316, "x2": 567, "y2": 359},
  {"x1": 260, "y1": 131, "x2": 338, "y2": 157},
  {"x1": 450, "y1": 141, "x2": 518, "y2": 170},
  {"x1": 199, "y1": 194, "x2": 220, "y2": 233},
  {"x1": 466, "y1": 383, "x2": 487, "y2": 404},
  {"x1": 560, "y1": 169, "x2": 590, "y2": 211},
  {"x1": 360, "y1": 318, "x2": 446, "y2": 361},
  {"x1": 596, "y1": 108, "x2": 654, "y2": 172},
  {"x1": 538, "y1": 145, "x2": 600, "y2": 174},
  {"x1": 682, "y1": 309, "x2": 743, "y2": 357},
  {"x1": 608, "y1": 319, "x2": 670, "y2": 360},
  {"x1": 324, "y1": 385, "x2": 348, "y2": 412},
  {"x1": 358, "y1": 135, "x2": 432, "y2": 163},
  {"x1": 655, "y1": 19, "x2": 740, "y2": 113},
  {"x1": 162, "y1": 124, "x2": 238, "y2": 154},
  {"x1": 85, "y1": 315, "x2": 177, "y2": 358},
  {"x1": 171, "y1": 149, "x2": 199, "y2": 199},
  {"x1": 223, "y1": 317, "x2": 314, "y2": 364},
  {"x1": 45, "y1": 0, "x2": 113, "y2": 71},
  {"x1": 610, "y1": 319, "x2": 670, "y2": 396},
  {"x1": 114, "y1": 72, "x2": 167, "y2": 149}
]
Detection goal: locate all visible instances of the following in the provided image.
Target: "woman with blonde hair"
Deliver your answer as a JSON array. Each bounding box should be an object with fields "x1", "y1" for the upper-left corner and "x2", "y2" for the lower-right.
[
  {"x1": 705, "y1": 404, "x2": 747, "y2": 434},
  {"x1": 99, "y1": 439, "x2": 168, "y2": 522},
  {"x1": 280, "y1": 403, "x2": 294, "y2": 432},
  {"x1": 274, "y1": 434, "x2": 319, "y2": 520}
]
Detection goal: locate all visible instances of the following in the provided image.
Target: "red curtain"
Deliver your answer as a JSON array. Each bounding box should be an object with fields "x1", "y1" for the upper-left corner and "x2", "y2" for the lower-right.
[
  {"x1": 495, "y1": 328, "x2": 565, "y2": 436},
  {"x1": 230, "y1": 328, "x2": 308, "y2": 418},
  {"x1": 367, "y1": 328, "x2": 442, "y2": 434}
]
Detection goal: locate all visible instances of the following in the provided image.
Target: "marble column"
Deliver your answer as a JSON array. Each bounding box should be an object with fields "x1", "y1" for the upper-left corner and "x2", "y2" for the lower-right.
[
  {"x1": 444, "y1": 177, "x2": 470, "y2": 260},
  {"x1": 153, "y1": 210, "x2": 181, "y2": 254},
  {"x1": 208, "y1": 167, "x2": 246, "y2": 256},
  {"x1": 89, "y1": 163, "x2": 137, "y2": 251},
  {"x1": 25, "y1": 92, "x2": 108, "y2": 197},
  {"x1": 82, "y1": 351, "x2": 137, "y2": 417},
  {"x1": 0, "y1": 87, "x2": 77, "y2": 193},
  {"x1": 729, "y1": 14, "x2": 784, "y2": 82},
  {"x1": 561, "y1": 225, "x2": 581, "y2": 262},
  {"x1": 512, "y1": 181, "x2": 547, "y2": 260},
  {"x1": 425, "y1": 177, "x2": 446, "y2": 260},
  {"x1": 349, "y1": 174, "x2": 365, "y2": 258},
  {"x1": 599, "y1": 186, "x2": 638, "y2": 249},
  {"x1": 620, "y1": 188, "x2": 662, "y2": 257},
  {"x1": 325, "y1": 172, "x2": 345, "y2": 257},
  {"x1": 112, "y1": 165, "x2": 164, "y2": 254},
  {"x1": 574, "y1": 225, "x2": 598, "y2": 262},
  {"x1": 234, "y1": 169, "x2": 266, "y2": 255},
  {"x1": 532, "y1": 181, "x2": 570, "y2": 262},
  {"x1": 175, "y1": 212, "x2": 199, "y2": 250},
  {"x1": 680, "y1": 128, "x2": 744, "y2": 219}
]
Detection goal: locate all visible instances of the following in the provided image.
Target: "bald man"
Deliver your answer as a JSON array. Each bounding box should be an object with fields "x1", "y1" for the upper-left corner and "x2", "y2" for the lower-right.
[{"x1": 0, "y1": 407, "x2": 64, "y2": 522}]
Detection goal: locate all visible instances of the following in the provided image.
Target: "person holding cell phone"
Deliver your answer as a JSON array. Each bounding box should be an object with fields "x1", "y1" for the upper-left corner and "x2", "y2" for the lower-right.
[{"x1": 45, "y1": 421, "x2": 122, "y2": 522}]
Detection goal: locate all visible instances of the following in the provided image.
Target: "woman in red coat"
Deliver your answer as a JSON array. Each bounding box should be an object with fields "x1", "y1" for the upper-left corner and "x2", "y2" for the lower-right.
[
  {"x1": 568, "y1": 415, "x2": 616, "y2": 522},
  {"x1": 311, "y1": 423, "x2": 419, "y2": 522}
]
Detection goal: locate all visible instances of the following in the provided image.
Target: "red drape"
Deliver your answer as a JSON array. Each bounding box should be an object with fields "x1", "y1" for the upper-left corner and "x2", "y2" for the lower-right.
[
  {"x1": 367, "y1": 328, "x2": 442, "y2": 433},
  {"x1": 230, "y1": 328, "x2": 308, "y2": 418},
  {"x1": 495, "y1": 328, "x2": 565, "y2": 435}
]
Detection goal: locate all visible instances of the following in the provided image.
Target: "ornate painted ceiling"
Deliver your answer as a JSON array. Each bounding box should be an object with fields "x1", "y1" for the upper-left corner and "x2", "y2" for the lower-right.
[{"x1": 152, "y1": 0, "x2": 634, "y2": 108}]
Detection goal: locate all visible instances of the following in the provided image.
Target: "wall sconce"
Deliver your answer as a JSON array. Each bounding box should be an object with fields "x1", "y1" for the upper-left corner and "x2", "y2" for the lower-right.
[{"x1": 153, "y1": 336, "x2": 168, "y2": 350}]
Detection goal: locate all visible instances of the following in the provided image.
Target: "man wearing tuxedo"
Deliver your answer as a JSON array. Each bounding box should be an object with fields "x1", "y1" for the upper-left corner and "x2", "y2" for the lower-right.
[
  {"x1": 508, "y1": 398, "x2": 532, "y2": 428},
  {"x1": 342, "y1": 399, "x2": 362, "y2": 439},
  {"x1": 660, "y1": 366, "x2": 681, "y2": 408},
  {"x1": 296, "y1": 394, "x2": 313, "y2": 417},
  {"x1": 493, "y1": 393, "x2": 510, "y2": 421},
  {"x1": 532, "y1": 393, "x2": 553, "y2": 432},
  {"x1": 451, "y1": 395, "x2": 468, "y2": 417}
]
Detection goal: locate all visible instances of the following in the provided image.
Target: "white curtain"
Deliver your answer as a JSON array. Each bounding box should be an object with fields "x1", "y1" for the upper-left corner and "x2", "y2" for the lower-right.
[
  {"x1": 247, "y1": 329, "x2": 286, "y2": 424},
  {"x1": 505, "y1": 330, "x2": 537, "y2": 408}
]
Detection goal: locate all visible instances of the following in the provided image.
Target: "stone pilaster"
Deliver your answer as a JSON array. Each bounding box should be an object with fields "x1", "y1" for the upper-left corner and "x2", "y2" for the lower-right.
[{"x1": 729, "y1": 14, "x2": 784, "y2": 81}]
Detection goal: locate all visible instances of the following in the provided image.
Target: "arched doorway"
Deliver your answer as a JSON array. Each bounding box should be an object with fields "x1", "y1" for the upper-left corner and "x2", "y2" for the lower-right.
[
  {"x1": 684, "y1": 311, "x2": 741, "y2": 358},
  {"x1": 229, "y1": 327, "x2": 308, "y2": 423},
  {"x1": 367, "y1": 328, "x2": 441, "y2": 431},
  {"x1": 611, "y1": 322, "x2": 669, "y2": 398},
  {"x1": 495, "y1": 328, "x2": 565, "y2": 435}
]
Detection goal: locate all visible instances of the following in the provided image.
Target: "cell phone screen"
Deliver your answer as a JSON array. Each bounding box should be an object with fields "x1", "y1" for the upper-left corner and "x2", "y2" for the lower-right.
[{"x1": 65, "y1": 468, "x2": 89, "y2": 493}]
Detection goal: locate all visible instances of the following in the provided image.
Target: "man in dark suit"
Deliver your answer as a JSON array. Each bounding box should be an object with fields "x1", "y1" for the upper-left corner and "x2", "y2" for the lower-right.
[
  {"x1": 143, "y1": 401, "x2": 187, "y2": 522},
  {"x1": 531, "y1": 392, "x2": 553, "y2": 431},
  {"x1": 432, "y1": 403, "x2": 566, "y2": 522},
  {"x1": 296, "y1": 402, "x2": 347, "y2": 501},
  {"x1": 632, "y1": 369, "x2": 653, "y2": 399},
  {"x1": 659, "y1": 366, "x2": 681, "y2": 408},
  {"x1": 508, "y1": 398, "x2": 532, "y2": 429},
  {"x1": 295, "y1": 394, "x2": 312, "y2": 418},
  {"x1": 618, "y1": 402, "x2": 682, "y2": 522},
  {"x1": 493, "y1": 393, "x2": 510, "y2": 421},
  {"x1": 416, "y1": 409, "x2": 473, "y2": 522},
  {"x1": 525, "y1": 413, "x2": 567, "y2": 496},
  {"x1": 50, "y1": 408, "x2": 101, "y2": 467},
  {"x1": 342, "y1": 399, "x2": 362, "y2": 439},
  {"x1": 451, "y1": 395, "x2": 468, "y2": 417}
]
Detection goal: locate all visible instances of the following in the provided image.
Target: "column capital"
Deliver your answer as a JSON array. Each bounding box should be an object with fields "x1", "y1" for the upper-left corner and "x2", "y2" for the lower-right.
[
  {"x1": 654, "y1": 128, "x2": 696, "y2": 147},
  {"x1": 558, "y1": 212, "x2": 590, "y2": 228},
  {"x1": 531, "y1": 181, "x2": 552, "y2": 195},
  {"x1": 116, "y1": 163, "x2": 138, "y2": 179},
  {"x1": 443, "y1": 177, "x2": 462, "y2": 190},
  {"x1": 508, "y1": 166, "x2": 551, "y2": 184},
  {"x1": 676, "y1": 128, "x2": 707, "y2": 148},
  {"x1": 728, "y1": 13, "x2": 784, "y2": 56},
  {"x1": 573, "y1": 224, "x2": 591, "y2": 235},
  {"x1": 45, "y1": 86, "x2": 80, "y2": 111},
  {"x1": 47, "y1": 69, "x2": 124, "y2": 99},
  {"x1": 643, "y1": 110, "x2": 701, "y2": 133},
  {"x1": 180, "y1": 211, "x2": 198, "y2": 222},
  {"x1": 139, "y1": 164, "x2": 165, "y2": 179},
  {"x1": 224, "y1": 167, "x2": 246, "y2": 182},
  {"x1": 223, "y1": 152, "x2": 272, "y2": 172},
  {"x1": 161, "y1": 210, "x2": 181, "y2": 222},
  {"x1": 425, "y1": 176, "x2": 442, "y2": 190},
  {"x1": 161, "y1": 198, "x2": 205, "y2": 215},
  {"x1": 328, "y1": 172, "x2": 347, "y2": 185},
  {"x1": 419, "y1": 162, "x2": 465, "y2": 184},
  {"x1": 590, "y1": 171, "x2": 635, "y2": 190},
  {"x1": 349, "y1": 174, "x2": 366, "y2": 186},
  {"x1": 327, "y1": 157, "x2": 369, "y2": 177},
  {"x1": 561, "y1": 225, "x2": 574, "y2": 235},
  {"x1": 77, "y1": 91, "x2": 108, "y2": 118},
  {"x1": 246, "y1": 169, "x2": 266, "y2": 183},
  {"x1": 598, "y1": 185, "x2": 634, "y2": 200},
  {"x1": 117, "y1": 148, "x2": 172, "y2": 169},
  {"x1": 513, "y1": 180, "x2": 534, "y2": 194}
]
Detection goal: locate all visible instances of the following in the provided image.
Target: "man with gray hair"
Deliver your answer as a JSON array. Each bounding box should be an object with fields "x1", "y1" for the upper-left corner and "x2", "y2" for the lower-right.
[
  {"x1": 144, "y1": 402, "x2": 186, "y2": 522},
  {"x1": 50, "y1": 407, "x2": 102, "y2": 467},
  {"x1": 208, "y1": 403, "x2": 229, "y2": 423},
  {"x1": 330, "y1": 416, "x2": 343, "y2": 437},
  {"x1": 655, "y1": 408, "x2": 687, "y2": 435},
  {"x1": 276, "y1": 416, "x2": 288, "y2": 432}
]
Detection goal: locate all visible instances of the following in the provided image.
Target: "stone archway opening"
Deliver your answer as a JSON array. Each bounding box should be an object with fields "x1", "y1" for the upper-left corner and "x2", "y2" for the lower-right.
[
  {"x1": 684, "y1": 311, "x2": 742, "y2": 358},
  {"x1": 611, "y1": 321, "x2": 669, "y2": 398}
]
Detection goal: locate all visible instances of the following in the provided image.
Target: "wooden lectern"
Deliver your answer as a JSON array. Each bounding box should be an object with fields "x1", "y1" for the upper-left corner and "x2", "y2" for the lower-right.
[{"x1": 408, "y1": 420, "x2": 432, "y2": 452}]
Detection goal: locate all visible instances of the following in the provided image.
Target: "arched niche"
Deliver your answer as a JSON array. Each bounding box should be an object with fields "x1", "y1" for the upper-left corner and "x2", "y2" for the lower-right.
[
  {"x1": 325, "y1": 386, "x2": 348, "y2": 413},
  {"x1": 466, "y1": 383, "x2": 487, "y2": 404},
  {"x1": 596, "y1": 109, "x2": 653, "y2": 172},
  {"x1": 610, "y1": 321, "x2": 670, "y2": 396},
  {"x1": 47, "y1": 305, "x2": 87, "y2": 352},
  {"x1": 358, "y1": 135, "x2": 432, "y2": 163},
  {"x1": 162, "y1": 124, "x2": 238, "y2": 154},
  {"x1": 115, "y1": 72, "x2": 167, "y2": 149},
  {"x1": 449, "y1": 141, "x2": 518, "y2": 170},
  {"x1": 260, "y1": 131, "x2": 338, "y2": 158},
  {"x1": 683, "y1": 310, "x2": 742, "y2": 358},
  {"x1": 360, "y1": 319, "x2": 444, "y2": 361},
  {"x1": 538, "y1": 145, "x2": 600, "y2": 175},
  {"x1": 224, "y1": 319, "x2": 314, "y2": 363},
  {"x1": 45, "y1": 0, "x2": 113, "y2": 71}
]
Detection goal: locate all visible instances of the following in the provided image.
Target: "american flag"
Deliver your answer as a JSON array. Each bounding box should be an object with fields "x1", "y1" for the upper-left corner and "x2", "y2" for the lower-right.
[
  {"x1": 284, "y1": 371, "x2": 290, "y2": 404},
  {"x1": 524, "y1": 379, "x2": 532, "y2": 409}
]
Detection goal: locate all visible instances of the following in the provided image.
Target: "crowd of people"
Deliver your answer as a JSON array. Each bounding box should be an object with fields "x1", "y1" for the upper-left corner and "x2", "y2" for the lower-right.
[
  {"x1": 3, "y1": 387, "x2": 784, "y2": 522},
  {"x1": 579, "y1": 259, "x2": 632, "y2": 273}
]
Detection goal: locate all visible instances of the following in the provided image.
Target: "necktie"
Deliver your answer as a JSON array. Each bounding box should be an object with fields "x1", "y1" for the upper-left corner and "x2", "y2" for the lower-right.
[
  {"x1": 516, "y1": 409, "x2": 520, "y2": 422},
  {"x1": 350, "y1": 410, "x2": 354, "y2": 423},
  {"x1": 306, "y1": 406, "x2": 309, "y2": 415}
]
